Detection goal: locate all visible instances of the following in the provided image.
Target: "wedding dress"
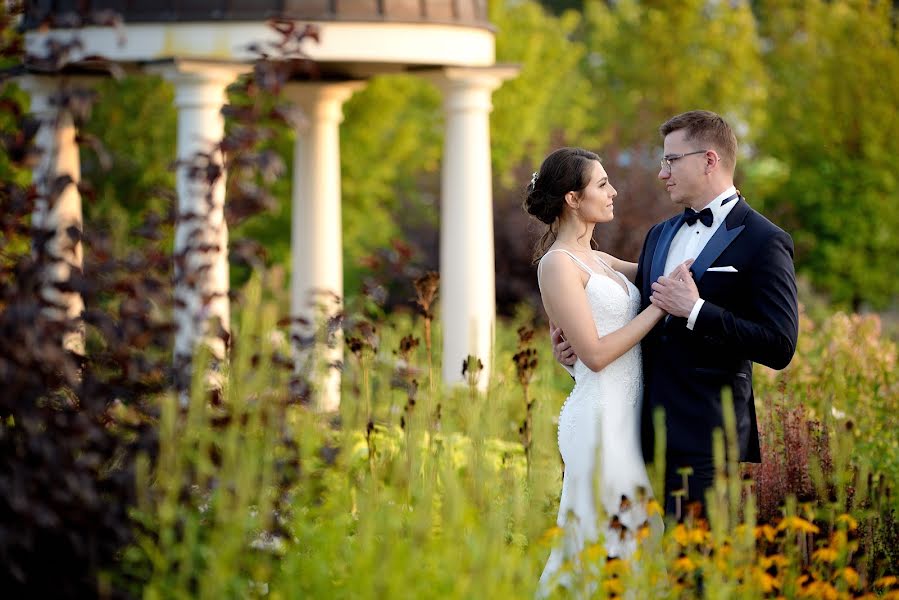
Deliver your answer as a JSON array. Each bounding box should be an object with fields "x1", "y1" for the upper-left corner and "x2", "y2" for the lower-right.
[{"x1": 537, "y1": 249, "x2": 662, "y2": 594}]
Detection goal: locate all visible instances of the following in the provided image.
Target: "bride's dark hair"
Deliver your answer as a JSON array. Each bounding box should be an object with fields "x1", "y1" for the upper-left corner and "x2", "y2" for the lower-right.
[{"x1": 523, "y1": 147, "x2": 601, "y2": 262}]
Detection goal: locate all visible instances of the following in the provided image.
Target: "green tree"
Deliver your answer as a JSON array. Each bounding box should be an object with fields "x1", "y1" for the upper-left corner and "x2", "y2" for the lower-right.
[
  {"x1": 337, "y1": 1, "x2": 595, "y2": 295},
  {"x1": 569, "y1": 0, "x2": 767, "y2": 261},
  {"x1": 339, "y1": 75, "x2": 443, "y2": 293},
  {"x1": 581, "y1": 0, "x2": 767, "y2": 151},
  {"x1": 81, "y1": 76, "x2": 176, "y2": 254},
  {"x1": 754, "y1": 0, "x2": 899, "y2": 309},
  {"x1": 489, "y1": 0, "x2": 592, "y2": 185}
]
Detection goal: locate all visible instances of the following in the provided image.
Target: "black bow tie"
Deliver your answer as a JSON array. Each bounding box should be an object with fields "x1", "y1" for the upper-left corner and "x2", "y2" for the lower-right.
[{"x1": 684, "y1": 207, "x2": 713, "y2": 227}]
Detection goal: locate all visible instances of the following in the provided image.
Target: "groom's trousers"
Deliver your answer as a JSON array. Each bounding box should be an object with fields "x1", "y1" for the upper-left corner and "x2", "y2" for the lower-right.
[{"x1": 663, "y1": 456, "x2": 715, "y2": 520}]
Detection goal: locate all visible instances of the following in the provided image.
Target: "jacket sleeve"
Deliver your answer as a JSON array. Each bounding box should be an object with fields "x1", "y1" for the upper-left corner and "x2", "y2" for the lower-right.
[
  {"x1": 692, "y1": 229, "x2": 799, "y2": 370},
  {"x1": 634, "y1": 224, "x2": 658, "y2": 309}
]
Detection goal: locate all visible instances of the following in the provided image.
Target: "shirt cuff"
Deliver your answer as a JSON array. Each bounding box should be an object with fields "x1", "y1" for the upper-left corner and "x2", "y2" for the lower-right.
[{"x1": 686, "y1": 298, "x2": 705, "y2": 330}]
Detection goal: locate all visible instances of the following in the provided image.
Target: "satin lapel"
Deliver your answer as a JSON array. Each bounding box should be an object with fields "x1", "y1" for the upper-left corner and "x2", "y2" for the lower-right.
[
  {"x1": 650, "y1": 216, "x2": 684, "y2": 285},
  {"x1": 692, "y1": 199, "x2": 750, "y2": 283}
]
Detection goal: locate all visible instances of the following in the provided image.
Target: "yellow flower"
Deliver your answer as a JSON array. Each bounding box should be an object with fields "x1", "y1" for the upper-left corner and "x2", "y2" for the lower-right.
[
  {"x1": 582, "y1": 542, "x2": 604, "y2": 562},
  {"x1": 798, "y1": 581, "x2": 839, "y2": 600},
  {"x1": 828, "y1": 530, "x2": 860, "y2": 554},
  {"x1": 673, "y1": 524, "x2": 690, "y2": 545},
  {"x1": 690, "y1": 529, "x2": 709, "y2": 544},
  {"x1": 812, "y1": 547, "x2": 838, "y2": 563},
  {"x1": 672, "y1": 523, "x2": 709, "y2": 545},
  {"x1": 777, "y1": 516, "x2": 820, "y2": 535},
  {"x1": 673, "y1": 556, "x2": 698, "y2": 572},
  {"x1": 759, "y1": 554, "x2": 790, "y2": 570},
  {"x1": 753, "y1": 567, "x2": 780, "y2": 593},
  {"x1": 636, "y1": 523, "x2": 651, "y2": 542},
  {"x1": 646, "y1": 498, "x2": 663, "y2": 516},
  {"x1": 539, "y1": 526, "x2": 564, "y2": 546},
  {"x1": 839, "y1": 567, "x2": 860, "y2": 588},
  {"x1": 603, "y1": 578, "x2": 625, "y2": 595},
  {"x1": 604, "y1": 559, "x2": 630, "y2": 577},
  {"x1": 755, "y1": 524, "x2": 778, "y2": 542},
  {"x1": 875, "y1": 576, "x2": 898, "y2": 589},
  {"x1": 830, "y1": 530, "x2": 849, "y2": 548},
  {"x1": 835, "y1": 514, "x2": 859, "y2": 531}
]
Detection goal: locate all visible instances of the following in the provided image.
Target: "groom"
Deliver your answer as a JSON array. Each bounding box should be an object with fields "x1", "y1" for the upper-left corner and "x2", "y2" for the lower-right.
[{"x1": 555, "y1": 110, "x2": 799, "y2": 518}]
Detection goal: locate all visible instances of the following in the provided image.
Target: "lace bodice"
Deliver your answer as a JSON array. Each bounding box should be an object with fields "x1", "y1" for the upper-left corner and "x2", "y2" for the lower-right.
[
  {"x1": 537, "y1": 248, "x2": 643, "y2": 407},
  {"x1": 569, "y1": 264, "x2": 642, "y2": 406}
]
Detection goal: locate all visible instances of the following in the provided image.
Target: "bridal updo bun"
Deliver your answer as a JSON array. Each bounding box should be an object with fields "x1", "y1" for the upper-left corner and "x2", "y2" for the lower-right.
[
  {"x1": 524, "y1": 147, "x2": 601, "y2": 260},
  {"x1": 523, "y1": 172, "x2": 560, "y2": 225},
  {"x1": 524, "y1": 147, "x2": 601, "y2": 223}
]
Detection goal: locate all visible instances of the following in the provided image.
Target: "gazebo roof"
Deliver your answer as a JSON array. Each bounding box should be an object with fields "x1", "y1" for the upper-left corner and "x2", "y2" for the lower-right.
[
  {"x1": 23, "y1": 0, "x2": 497, "y2": 78},
  {"x1": 23, "y1": 0, "x2": 491, "y2": 29}
]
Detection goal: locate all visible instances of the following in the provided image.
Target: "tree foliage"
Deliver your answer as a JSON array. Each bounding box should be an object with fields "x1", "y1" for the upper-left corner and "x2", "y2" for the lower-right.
[
  {"x1": 527, "y1": 0, "x2": 770, "y2": 268},
  {"x1": 753, "y1": 0, "x2": 899, "y2": 309},
  {"x1": 339, "y1": 75, "x2": 443, "y2": 293},
  {"x1": 61, "y1": 0, "x2": 899, "y2": 310},
  {"x1": 489, "y1": 0, "x2": 592, "y2": 185},
  {"x1": 81, "y1": 75, "x2": 176, "y2": 254},
  {"x1": 1, "y1": 74, "x2": 164, "y2": 600},
  {"x1": 582, "y1": 0, "x2": 767, "y2": 151}
]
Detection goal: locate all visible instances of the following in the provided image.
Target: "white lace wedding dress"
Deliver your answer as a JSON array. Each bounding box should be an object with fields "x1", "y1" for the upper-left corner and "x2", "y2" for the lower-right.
[{"x1": 537, "y1": 249, "x2": 662, "y2": 594}]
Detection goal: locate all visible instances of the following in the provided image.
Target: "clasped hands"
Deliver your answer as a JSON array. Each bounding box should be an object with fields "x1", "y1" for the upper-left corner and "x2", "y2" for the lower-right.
[
  {"x1": 551, "y1": 259, "x2": 698, "y2": 367},
  {"x1": 649, "y1": 259, "x2": 698, "y2": 318}
]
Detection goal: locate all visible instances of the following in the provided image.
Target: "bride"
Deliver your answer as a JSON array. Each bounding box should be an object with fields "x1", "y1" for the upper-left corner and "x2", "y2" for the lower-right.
[{"x1": 524, "y1": 148, "x2": 687, "y2": 593}]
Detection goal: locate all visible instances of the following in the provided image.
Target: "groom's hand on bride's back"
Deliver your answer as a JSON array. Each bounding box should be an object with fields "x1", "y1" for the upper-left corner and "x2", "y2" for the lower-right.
[{"x1": 551, "y1": 323, "x2": 578, "y2": 367}]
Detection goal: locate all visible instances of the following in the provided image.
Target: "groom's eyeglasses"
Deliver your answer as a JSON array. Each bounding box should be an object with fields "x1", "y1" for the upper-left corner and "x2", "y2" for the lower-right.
[{"x1": 660, "y1": 150, "x2": 708, "y2": 173}]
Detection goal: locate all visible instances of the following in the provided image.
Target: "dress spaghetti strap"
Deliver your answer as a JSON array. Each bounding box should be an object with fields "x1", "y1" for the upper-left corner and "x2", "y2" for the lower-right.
[
  {"x1": 540, "y1": 248, "x2": 597, "y2": 276},
  {"x1": 539, "y1": 248, "x2": 630, "y2": 297}
]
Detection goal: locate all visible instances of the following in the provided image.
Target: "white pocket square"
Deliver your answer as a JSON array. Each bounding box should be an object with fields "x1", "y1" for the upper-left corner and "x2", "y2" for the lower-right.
[{"x1": 707, "y1": 266, "x2": 738, "y2": 272}]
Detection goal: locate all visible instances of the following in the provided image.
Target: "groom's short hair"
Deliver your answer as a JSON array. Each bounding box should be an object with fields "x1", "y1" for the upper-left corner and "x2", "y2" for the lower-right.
[{"x1": 660, "y1": 110, "x2": 738, "y2": 173}]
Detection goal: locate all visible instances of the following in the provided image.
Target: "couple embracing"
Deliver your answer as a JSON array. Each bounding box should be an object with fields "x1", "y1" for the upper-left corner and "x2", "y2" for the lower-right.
[{"x1": 526, "y1": 110, "x2": 799, "y2": 590}]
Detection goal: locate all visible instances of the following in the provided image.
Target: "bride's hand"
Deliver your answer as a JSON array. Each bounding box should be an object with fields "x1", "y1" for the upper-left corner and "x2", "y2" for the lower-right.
[
  {"x1": 550, "y1": 322, "x2": 577, "y2": 367},
  {"x1": 652, "y1": 259, "x2": 699, "y2": 317}
]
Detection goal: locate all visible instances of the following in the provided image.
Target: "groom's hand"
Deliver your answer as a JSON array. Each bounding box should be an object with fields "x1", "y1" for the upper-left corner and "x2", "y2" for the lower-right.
[
  {"x1": 650, "y1": 262, "x2": 700, "y2": 318},
  {"x1": 551, "y1": 323, "x2": 577, "y2": 367}
]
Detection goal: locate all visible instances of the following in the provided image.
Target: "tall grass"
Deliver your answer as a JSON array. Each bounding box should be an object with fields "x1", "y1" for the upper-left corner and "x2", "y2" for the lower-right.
[{"x1": 124, "y1": 278, "x2": 898, "y2": 598}]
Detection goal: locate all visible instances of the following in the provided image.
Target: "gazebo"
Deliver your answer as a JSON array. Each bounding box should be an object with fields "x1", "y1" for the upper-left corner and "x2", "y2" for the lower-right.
[{"x1": 21, "y1": 1, "x2": 518, "y2": 410}]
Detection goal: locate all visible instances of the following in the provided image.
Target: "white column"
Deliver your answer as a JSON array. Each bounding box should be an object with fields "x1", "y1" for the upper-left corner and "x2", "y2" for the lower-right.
[
  {"x1": 434, "y1": 67, "x2": 518, "y2": 389},
  {"x1": 154, "y1": 61, "x2": 248, "y2": 394},
  {"x1": 21, "y1": 75, "x2": 86, "y2": 355},
  {"x1": 284, "y1": 82, "x2": 362, "y2": 412}
]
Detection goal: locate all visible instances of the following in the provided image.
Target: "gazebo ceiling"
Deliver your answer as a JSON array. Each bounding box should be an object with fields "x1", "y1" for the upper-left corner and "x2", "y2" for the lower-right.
[
  {"x1": 23, "y1": 0, "x2": 491, "y2": 29},
  {"x1": 23, "y1": 0, "x2": 496, "y2": 79}
]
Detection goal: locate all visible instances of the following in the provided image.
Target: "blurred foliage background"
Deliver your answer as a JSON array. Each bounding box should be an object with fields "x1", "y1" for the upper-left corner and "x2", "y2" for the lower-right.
[
  {"x1": 3, "y1": 2, "x2": 899, "y2": 597},
  {"x1": 63, "y1": 0, "x2": 899, "y2": 320}
]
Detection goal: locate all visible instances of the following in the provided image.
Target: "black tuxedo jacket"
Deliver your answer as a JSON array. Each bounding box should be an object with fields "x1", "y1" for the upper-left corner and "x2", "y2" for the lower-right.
[{"x1": 635, "y1": 197, "x2": 799, "y2": 464}]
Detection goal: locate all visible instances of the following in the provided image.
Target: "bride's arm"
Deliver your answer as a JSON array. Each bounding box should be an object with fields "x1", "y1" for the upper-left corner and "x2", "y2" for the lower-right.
[
  {"x1": 598, "y1": 251, "x2": 638, "y2": 283},
  {"x1": 540, "y1": 253, "x2": 675, "y2": 372}
]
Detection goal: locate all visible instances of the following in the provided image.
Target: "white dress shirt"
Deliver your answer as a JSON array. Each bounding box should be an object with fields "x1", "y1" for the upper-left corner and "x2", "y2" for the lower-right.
[{"x1": 663, "y1": 186, "x2": 738, "y2": 330}]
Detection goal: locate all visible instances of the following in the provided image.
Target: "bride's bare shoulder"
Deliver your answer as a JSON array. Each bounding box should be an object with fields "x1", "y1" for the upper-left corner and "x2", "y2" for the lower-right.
[
  {"x1": 538, "y1": 249, "x2": 583, "y2": 281},
  {"x1": 539, "y1": 247, "x2": 578, "y2": 272},
  {"x1": 539, "y1": 248, "x2": 570, "y2": 266}
]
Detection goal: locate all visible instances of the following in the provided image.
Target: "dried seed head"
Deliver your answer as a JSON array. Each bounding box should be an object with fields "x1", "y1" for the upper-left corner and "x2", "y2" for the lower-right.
[{"x1": 413, "y1": 271, "x2": 439, "y2": 316}]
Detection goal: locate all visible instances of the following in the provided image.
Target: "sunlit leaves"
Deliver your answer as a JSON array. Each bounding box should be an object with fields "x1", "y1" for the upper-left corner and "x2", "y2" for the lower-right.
[{"x1": 754, "y1": 0, "x2": 899, "y2": 309}]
